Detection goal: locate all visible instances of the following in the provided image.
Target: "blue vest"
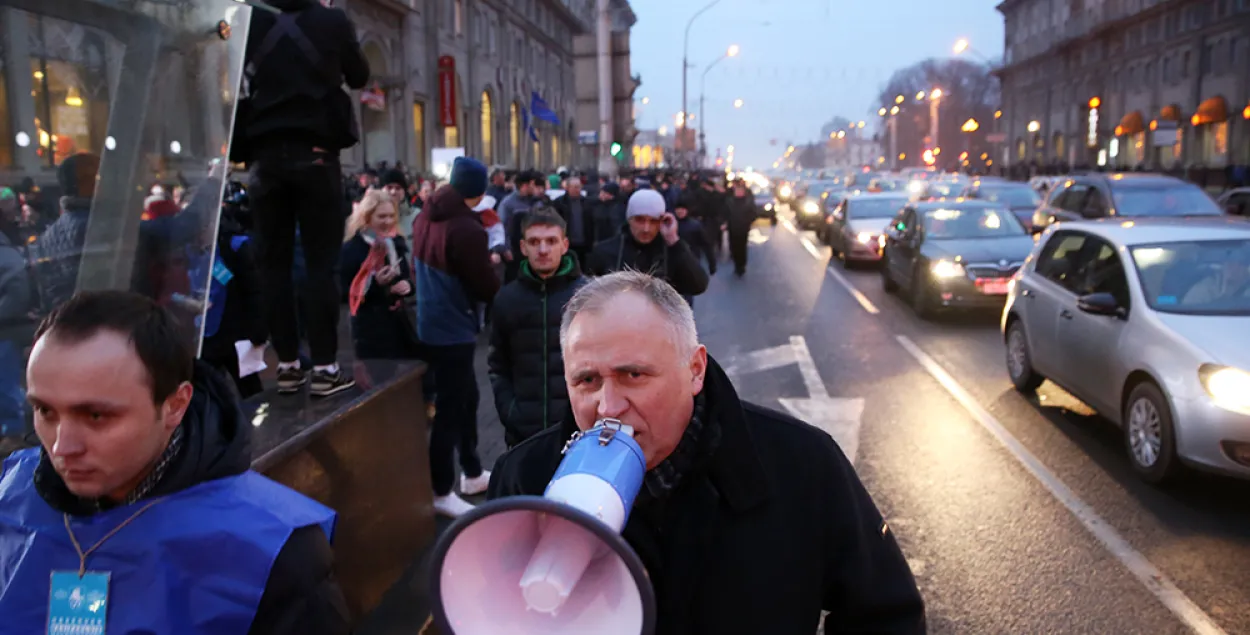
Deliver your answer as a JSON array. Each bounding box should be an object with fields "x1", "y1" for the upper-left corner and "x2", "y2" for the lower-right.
[
  {"x1": 0, "y1": 448, "x2": 336, "y2": 635},
  {"x1": 191, "y1": 235, "x2": 249, "y2": 339}
]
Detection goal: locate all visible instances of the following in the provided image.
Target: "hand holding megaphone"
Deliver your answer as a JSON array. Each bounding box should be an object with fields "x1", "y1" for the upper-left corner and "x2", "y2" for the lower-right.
[{"x1": 430, "y1": 419, "x2": 656, "y2": 635}]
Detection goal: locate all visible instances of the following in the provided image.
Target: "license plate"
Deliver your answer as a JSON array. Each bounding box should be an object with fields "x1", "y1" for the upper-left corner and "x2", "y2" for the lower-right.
[{"x1": 978, "y1": 279, "x2": 1010, "y2": 295}]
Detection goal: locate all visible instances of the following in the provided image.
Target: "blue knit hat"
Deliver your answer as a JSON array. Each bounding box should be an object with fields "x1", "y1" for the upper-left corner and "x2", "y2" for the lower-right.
[{"x1": 450, "y1": 156, "x2": 488, "y2": 199}]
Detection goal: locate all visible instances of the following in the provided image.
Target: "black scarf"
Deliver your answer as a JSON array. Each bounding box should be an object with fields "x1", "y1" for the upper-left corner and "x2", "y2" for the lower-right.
[{"x1": 637, "y1": 392, "x2": 721, "y2": 506}]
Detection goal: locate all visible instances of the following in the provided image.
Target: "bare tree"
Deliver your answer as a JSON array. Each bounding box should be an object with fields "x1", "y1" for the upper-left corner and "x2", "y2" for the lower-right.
[{"x1": 874, "y1": 59, "x2": 999, "y2": 171}]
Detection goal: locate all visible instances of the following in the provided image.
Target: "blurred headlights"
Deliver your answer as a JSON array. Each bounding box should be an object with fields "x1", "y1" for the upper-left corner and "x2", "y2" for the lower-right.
[
  {"x1": 780, "y1": 185, "x2": 793, "y2": 198},
  {"x1": 930, "y1": 259, "x2": 965, "y2": 278},
  {"x1": 764, "y1": 202, "x2": 773, "y2": 211},
  {"x1": 803, "y1": 201, "x2": 820, "y2": 215},
  {"x1": 856, "y1": 231, "x2": 874, "y2": 244},
  {"x1": 1200, "y1": 365, "x2": 1250, "y2": 414}
]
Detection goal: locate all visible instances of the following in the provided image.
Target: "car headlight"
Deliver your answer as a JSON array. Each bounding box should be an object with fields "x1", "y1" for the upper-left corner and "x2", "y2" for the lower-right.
[
  {"x1": 1200, "y1": 365, "x2": 1250, "y2": 414},
  {"x1": 803, "y1": 201, "x2": 820, "y2": 215},
  {"x1": 930, "y1": 259, "x2": 965, "y2": 278},
  {"x1": 780, "y1": 186, "x2": 793, "y2": 198},
  {"x1": 856, "y1": 231, "x2": 874, "y2": 244},
  {"x1": 765, "y1": 202, "x2": 773, "y2": 211}
]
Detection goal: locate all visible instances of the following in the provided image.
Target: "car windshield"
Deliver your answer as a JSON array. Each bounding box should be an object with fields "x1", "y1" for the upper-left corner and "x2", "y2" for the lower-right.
[
  {"x1": 923, "y1": 206, "x2": 1026, "y2": 239},
  {"x1": 980, "y1": 186, "x2": 1041, "y2": 207},
  {"x1": 928, "y1": 183, "x2": 963, "y2": 198},
  {"x1": 849, "y1": 198, "x2": 907, "y2": 219},
  {"x1": 1111, "y1": 184, "x2": 1223, "y2": 217},
  {"x1": 1130, "y1": 239, "x2": 1250, "y2": 315}
]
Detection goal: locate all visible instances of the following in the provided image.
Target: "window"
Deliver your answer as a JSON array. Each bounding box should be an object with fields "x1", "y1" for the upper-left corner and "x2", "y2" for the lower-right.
[
  {"x1": 1182, "y1": 50, "x2": 1191, "y2": 78},
  {"x1": 412, "y1": 101, "x2": 426, "y2": 172},
  {"x1": 29, "y1": 16, "x2": 112, "y2": 168},
  {"x1": 1074, "y1": 240, "x2": 1130, "y2": 307},
  {"x1": 1057, "y1": 183, "x2": 1091, "y2": 213},
  {"x1": 1202, "y1": 121, "x2": 1229, "y2": 167},
  {"x1": 1036, "y1": 231, "x2": 1091, "y2": 292},
  {"x1": 0, "y1": 48, "x2": 12, "y2": 167},
  {"x1": 480, "y1": 91, "x2": 493, "y2": 164}
]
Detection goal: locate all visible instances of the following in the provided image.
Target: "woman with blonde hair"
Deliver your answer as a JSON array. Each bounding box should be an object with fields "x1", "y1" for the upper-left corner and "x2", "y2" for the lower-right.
[{"x1": 339, "y1": 188, "x2": 419, "y2": 359}]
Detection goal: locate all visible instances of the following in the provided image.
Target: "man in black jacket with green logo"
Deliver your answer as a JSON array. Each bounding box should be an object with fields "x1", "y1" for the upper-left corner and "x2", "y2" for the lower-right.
[{"x1": 487, "y1": 210, "x2": 587, "y2": 447}]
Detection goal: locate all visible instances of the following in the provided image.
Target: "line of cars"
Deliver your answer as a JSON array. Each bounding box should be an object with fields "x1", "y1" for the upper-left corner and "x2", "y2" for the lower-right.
[{"x1": 776, "y1": 169, "x2": 1250, "y2": 484}]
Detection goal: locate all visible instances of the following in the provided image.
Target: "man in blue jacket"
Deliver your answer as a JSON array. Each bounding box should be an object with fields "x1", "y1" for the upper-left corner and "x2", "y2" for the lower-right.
[
  {"x1": 411, "y1": 157, "x2": 500, "y2": 517},
  {"x1": 0, "y1": 291, "x2": 348, "y2": 634}
]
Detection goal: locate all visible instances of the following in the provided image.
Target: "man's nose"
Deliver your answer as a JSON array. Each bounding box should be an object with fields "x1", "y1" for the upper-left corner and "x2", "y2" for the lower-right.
[
  {"x1": 50, "y1": 423, "x2": 86, "y2": 458},
  {"x1": 596, "y1": 382, "x2": 629, "y2": 419}
]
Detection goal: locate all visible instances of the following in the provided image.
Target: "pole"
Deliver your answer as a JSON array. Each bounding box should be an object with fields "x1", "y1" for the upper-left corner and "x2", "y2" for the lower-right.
[
  {"x1": 889, "y1": 117, "x2": 898, "y2": 170},
  {"x1": 699, "y1": 94, "x2": 705, "y2": 168},
  {"x1": 929, "y1": 96, "x2": 940, "y2": 152},
  {"x1": 596, "y1": 0, "x2": 616, "y2": 178},
  {"x1": 682, "y1": 0, "x2": 725, "y2": 169}
]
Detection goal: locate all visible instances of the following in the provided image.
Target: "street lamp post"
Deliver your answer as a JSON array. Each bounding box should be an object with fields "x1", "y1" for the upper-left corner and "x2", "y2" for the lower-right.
[
  {"x1": 929, "y1": 88, "x2": 943, "y2": 152},
  {"x1": 682, "y1": 0, "x2": 726, "y2": 168},
  {"x1": 698, "y1": 44, "x2": 738, "y2": 168}
]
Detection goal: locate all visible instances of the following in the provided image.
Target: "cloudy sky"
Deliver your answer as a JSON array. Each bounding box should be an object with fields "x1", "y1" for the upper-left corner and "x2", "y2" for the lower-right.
[{"x1": 627, "y1": 0, "x2": 1004, "y2": 168}]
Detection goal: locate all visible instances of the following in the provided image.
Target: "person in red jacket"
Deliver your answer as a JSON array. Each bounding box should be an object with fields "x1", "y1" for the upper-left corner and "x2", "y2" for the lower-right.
[{"x1": 410, "y1": 157, "x2": 500, "y2": 517}]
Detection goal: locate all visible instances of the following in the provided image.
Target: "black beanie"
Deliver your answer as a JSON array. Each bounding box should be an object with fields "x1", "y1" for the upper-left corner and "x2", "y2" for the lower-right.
[{"x1": 58, "y1": 153, "x2": 101, "y2": 199}]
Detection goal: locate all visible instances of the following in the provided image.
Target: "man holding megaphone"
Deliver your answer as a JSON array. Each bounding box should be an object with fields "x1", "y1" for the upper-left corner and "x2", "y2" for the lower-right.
[{"x1": 429, "y1": 271, "x2": 925, "y2": 635}]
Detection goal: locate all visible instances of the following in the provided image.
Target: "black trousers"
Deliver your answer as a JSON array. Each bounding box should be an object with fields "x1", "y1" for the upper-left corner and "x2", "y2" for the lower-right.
[
  {"x1": 426, "y1": 343, "x2": 483, "y2": 495},
  {"x1": 248, "y1": 144, "x2": 345, "y2": 366},
  {"x1": 729, "y1": 229, "x2": 749, "y2": 273},
  {"x1": 705, "y1": 223, "x2": 724, "y2": 260}
]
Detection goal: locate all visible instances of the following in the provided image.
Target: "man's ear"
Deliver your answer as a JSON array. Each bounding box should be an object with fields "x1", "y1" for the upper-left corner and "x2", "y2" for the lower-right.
[
  {"x1": 160, "y1": 381, "x2": 195, "y2": 432},
  {"x1": 688, "y1": 345, "x2": 708, "y2": 396}
]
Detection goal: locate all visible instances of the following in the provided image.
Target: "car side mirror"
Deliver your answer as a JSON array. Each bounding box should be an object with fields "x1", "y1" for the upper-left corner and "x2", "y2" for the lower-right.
[{"x1": 1077, "y1": 292, "x2": 1126, "y2": 319}]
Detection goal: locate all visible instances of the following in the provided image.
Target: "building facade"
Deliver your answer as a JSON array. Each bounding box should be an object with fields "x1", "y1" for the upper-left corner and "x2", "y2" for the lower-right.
[
  {"x1": 995, "y1": 0, "x2": 1250, "y2": 172},
  {"x1": 572, "y1": 1, "x2": 639, "y2": 170},
  {"x1": 344, "y1": 0, "x2": 596, "y2": 174}
]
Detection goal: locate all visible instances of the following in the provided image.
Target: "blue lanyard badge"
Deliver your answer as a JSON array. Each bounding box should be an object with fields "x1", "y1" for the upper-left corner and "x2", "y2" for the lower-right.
[
  {"x1": 48, "y1": 571, "x2": 109, "y2": 634},
  {"x1": 212, "y1": 258, "x2": 234, "y2": 286}
]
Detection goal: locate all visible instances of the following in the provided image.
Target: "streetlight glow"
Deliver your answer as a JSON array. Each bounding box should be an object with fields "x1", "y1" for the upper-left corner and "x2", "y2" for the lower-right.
[
  {"x1": 641, "y1": 97, "x2": 650, "y2": 105},
  {"x1": 878, "y1": 107, "x2": 887, "y2": 116},
  {"x1": 733, "y1": 98, "x2": 744, "y2": 108},
  {"x1": 1027, "y1": 120, "x2": 1041, "y2": 133},
  {"x1": 895, "y1": 94, "x2": 905, "y2": 104},
  {"x1": 858, "y1": 120, "x2": 866, "y2": 128},
  {"x1": 954, "y1": 38, "x2": 969, "y2": 54},
  {"x1": 916, "y1": 91, "x2": 926, "y2": 101},
  {"x1": 930, "y1": 88, "x2": 943, "y2": 100},
  {"x1": 727, "y1": 44, "x2": 740, "y2": 57},
  {"x1": 837, "y1": 130, "x2": 846, "y2": 139},
  {"x1": 994, "y1": 110, "x2": 1002, "y2": 119},
  {"x1": 961, "y1": 118, "x2": 980, "y2": 133},
  {"x1": 728, "y1": 144, "x2": 735, "y2": 152},
  {"x1": 890, "y1": 105, "x2": 900, "y2": 115}
]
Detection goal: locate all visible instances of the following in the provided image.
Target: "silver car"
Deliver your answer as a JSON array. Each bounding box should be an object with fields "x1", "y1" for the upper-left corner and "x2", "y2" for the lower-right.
[{"x1": 1002, "y1": 217, "x2": 1250, "y2": 483}]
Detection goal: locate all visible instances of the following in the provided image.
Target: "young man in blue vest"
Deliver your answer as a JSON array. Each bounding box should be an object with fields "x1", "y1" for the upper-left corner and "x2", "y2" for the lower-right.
[{"x1": 0, "y1": 291, "x2": 349, "y2": 634}]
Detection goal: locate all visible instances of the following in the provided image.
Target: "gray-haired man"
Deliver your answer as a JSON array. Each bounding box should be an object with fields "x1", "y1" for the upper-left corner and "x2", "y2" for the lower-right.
[{"x1": 488, "y1": 271, "x2": 925, "y2": 634}]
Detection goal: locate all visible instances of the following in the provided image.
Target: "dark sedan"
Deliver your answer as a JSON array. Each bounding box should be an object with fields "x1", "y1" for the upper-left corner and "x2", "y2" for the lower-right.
[
  {"x1": 881, "y1": 200, "x2": 1035, "y2": 318},
  {"x1": 964, "y1": 181, "x2": 1042, "y2": 230}
]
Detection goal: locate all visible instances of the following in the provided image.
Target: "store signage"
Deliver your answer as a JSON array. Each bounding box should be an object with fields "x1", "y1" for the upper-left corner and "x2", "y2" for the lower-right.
[
  {"x1": 1087, "y1": 107, "x2": 1099, "y2": 148},
  {"x1": 438, "y1": 55, "x2": 457, "y2": 127}
]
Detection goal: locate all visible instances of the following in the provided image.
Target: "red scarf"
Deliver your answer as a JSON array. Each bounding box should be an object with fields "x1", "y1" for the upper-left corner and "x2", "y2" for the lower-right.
[{"x1": 348, "y1": 231, "x2": 399, "y2": 316}]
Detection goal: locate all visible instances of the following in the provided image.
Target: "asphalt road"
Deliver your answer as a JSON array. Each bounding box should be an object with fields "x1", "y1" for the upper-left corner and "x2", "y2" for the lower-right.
[{"x1": 695, "y1": 207, "x2": 1250, "y2": 634}]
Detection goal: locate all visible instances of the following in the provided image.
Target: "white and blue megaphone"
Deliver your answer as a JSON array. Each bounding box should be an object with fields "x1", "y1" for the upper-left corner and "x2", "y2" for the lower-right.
[{"x1": 429, "y1": 419, "x2": 656, "y2": 635}]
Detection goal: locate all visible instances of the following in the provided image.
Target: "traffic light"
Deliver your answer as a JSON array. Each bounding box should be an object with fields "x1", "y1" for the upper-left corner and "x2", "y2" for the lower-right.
[{"x1": 610, "y1": 142, "x2": 622, "y2": 157}]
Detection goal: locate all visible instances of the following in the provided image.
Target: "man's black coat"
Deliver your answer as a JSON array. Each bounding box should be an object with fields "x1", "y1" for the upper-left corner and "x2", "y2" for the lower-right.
[
  {"x1": 488, "y1": 357, "x2": 926, "y2": 634},
  {"x1": 584, "y1": 230, "x2": 709, "y2": 297}
]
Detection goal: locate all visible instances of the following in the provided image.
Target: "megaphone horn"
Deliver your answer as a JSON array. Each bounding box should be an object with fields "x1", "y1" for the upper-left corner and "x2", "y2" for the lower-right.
[{"x1": 429, "y1": 419, "x2": 657, "y2": 635}]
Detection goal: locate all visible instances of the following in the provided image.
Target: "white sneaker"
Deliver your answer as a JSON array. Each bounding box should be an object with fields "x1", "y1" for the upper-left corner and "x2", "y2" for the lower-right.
[
  {"x1": 460, "y1": 470, "x2": 491, "y2": 496},
  {"x1": 433, "y1": 493, "x2": 476, "y2": 518}
]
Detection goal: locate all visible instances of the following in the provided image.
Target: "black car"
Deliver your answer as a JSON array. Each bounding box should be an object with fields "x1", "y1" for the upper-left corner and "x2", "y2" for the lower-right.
[
  {"x1": 796, "y1": 181, "x2": 842, "y2": 231},
  {"x1": 964, "y1": 181, "x2": 1043, "y2": 231},
  {"x1": 881, "y1": 200, "x2": 1035, "y2": 318},
  {"x1": 754, "y1": 190, "x2": 778, "y2": 225},
  {"x1": 1031, "y1": 173, "x2": 1224, "y2": 233}
]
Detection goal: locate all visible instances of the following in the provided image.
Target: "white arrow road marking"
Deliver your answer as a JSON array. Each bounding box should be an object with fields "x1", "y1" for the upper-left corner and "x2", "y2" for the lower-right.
[
  {"x1": 896, "y1": 334, "x2": 1228, "y2": 635},
  {"x1": 780, "y1": 217, "x2": 797, "y2": 233},
  {"x1": 722, "y1": 336, "x2": 866, "y2": 465},
  {"x1": 748, "y1": 228, "x2": 770, "y2": 244}
]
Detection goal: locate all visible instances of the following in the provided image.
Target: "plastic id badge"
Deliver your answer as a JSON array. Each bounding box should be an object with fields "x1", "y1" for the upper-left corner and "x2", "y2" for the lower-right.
[
  {"x1": 212, "y1": 258, "x2": 234, "y2": 286},
  {"x1": 48, "y1": 571, "x2": 109, "y2": 635}
]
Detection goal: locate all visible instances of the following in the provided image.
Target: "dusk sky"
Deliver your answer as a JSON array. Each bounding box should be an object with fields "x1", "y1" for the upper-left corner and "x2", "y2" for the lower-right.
[{"x1": 627, "y1": 0, "x2": 1005, "y2": 169}]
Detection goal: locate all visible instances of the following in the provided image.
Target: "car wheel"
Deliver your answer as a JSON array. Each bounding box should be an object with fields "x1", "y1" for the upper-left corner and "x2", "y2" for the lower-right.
[
  {"x1": 910, "y1": 267, "x2": 935, "y2": 319},
  {"x1": 881, "y1": 256, "x2": 898, "y2": 292},
  {"x1": 1005, "y1": 319, "x2": 1044, "y2": 392},
  {"x1": 1124, "y1": 382, "x2": 1180, "y2": 485}
]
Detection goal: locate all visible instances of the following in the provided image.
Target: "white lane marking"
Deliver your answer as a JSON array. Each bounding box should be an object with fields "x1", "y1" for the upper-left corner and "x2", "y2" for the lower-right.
[
  {"x1": 799, "y1": 235, "x2": 824, "y2": 260},
  {"x1": 720, "y1": 343, "x2": 795, "y2": 379},
  {"x1": 790, "y1": 335, "x2": 828, "y2": 399},
  {"x1": 748, "y1": 227, "x2": 770, "y2": 244},
  {"x1": 895, "y1": 334, "x2": 1229, "y2": 635},
  {"x1": 826, "y1": 266, "x2": 880, "y2": 314},
  {"x1": 781, "y1": 217, "x2": 797, "y2": 233},
  {"x1": 778, "y1": 396, "x2": 865, "y2": 465}
]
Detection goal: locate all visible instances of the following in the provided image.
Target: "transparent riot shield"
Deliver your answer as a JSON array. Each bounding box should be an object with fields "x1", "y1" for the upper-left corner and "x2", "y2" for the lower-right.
[{"x1": 0, "y1": 0, "x2": 250, "y2": 444}]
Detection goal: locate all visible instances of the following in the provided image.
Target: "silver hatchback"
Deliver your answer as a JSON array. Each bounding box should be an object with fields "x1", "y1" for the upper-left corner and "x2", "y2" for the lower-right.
[{"x1": 1001, "y1": 217, "x2": 1250, "y2": 483}]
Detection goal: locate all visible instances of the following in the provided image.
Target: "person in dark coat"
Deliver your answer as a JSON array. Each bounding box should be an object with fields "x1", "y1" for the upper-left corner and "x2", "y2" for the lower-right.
[
  {"x1": 591, "y1": 182, "x2": 625, "y2": 242},
  {"x1": 0, "y1": 291, "x2": 349, "y2": 634},
  {"x1": 551, "y1": 176, "x2": 594, "y2": 263},
  {"x1": 195, "y1": 206, "x2": 268, "y2": 399},
  {"x1": 340, "y1": 189, "x2": 418, "y2": 360},
  {"x1": 584, "y1": 190, "x2": 708, "y2": 298},
  {"x1": 487, "y1": 272, "x2": 925, "y2": 635},
  {"x1": 487, "y1": 210, "x2": 587, "y2": 447},
  {"x1": 725, "y1": 178, "x2": 759, "y2": 276}
]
